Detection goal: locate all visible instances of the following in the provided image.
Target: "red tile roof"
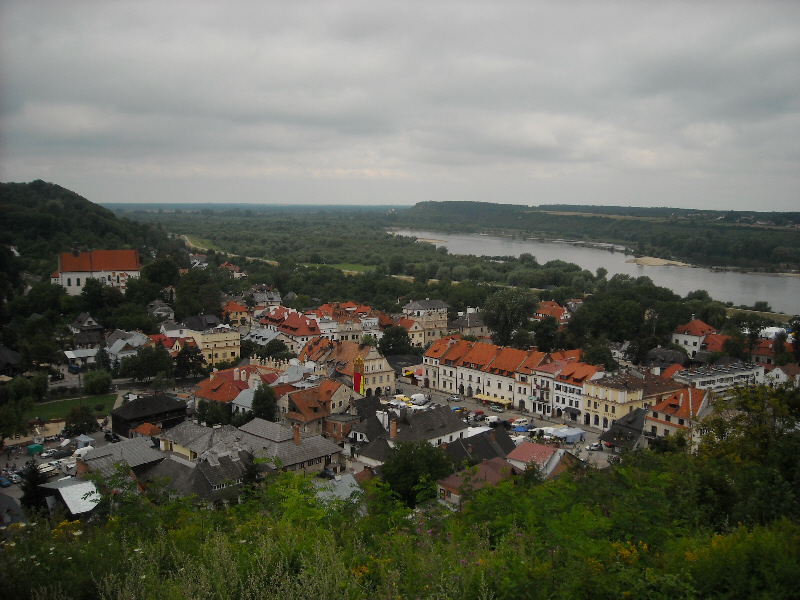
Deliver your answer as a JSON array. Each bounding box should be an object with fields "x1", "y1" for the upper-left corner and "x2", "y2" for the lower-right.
[
  {"x1": 555, "y1": 362, "x2": 601, "y2": 385},
  {"x1": 58, "y1": 249, "x2": 140, "y2": 273},
  {"x1": 701, "y1": 333, "x2": 728, "y2": 353},
  {"x1": 660, "y1": 364, "x2": 685, "y2": 380},
  {"x1": 674, "y1": 319, "x2": 715, "y2": 337},
  {"x1": 486, "y1": 347, "x2": 529, "y2": 376},
  {"x1": 132, "y1": 423, "x2": 161, "y2": 436},
  {"x1": 548, "y1": 349, "x2": 582, "y2": 362},
  {"x1": 506, "y1": 442, "x2": 559, "y2": 467},
  {"x1": 148, "y1": 334, "x2": 175, "y2": 349},
  {"x1": 456, "y1": 342, "x2": 501, "y2": 370},
  {"x1": 649, "y1": 387, "x2": 706, "y2": 422}
]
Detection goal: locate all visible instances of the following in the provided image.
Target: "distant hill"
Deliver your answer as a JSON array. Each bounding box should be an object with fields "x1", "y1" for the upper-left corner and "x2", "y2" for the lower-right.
[{"x1": 0, "y1": 180, "x2": 168, "y2": 278}]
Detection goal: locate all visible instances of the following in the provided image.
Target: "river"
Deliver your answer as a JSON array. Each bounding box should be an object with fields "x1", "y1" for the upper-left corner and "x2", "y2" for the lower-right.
[{"x1": 392, "y1": 230, "x2": 800, "y2": 315}]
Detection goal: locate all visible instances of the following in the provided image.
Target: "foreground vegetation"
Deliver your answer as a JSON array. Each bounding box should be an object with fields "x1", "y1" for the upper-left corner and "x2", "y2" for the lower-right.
[{"x1": 3, "y1": 386, "x2": 800, "y2": 600}]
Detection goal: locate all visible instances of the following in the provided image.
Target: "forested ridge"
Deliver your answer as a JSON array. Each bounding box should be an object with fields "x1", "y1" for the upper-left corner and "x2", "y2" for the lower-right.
[{"x1": 0, "y1": 180, "x2": 171, "y2": 278}]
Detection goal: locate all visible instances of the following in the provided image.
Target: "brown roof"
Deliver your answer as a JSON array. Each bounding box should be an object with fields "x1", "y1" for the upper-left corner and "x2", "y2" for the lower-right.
[{"x1": 58, "y1": 249, "x2": 140, "y2": 273}]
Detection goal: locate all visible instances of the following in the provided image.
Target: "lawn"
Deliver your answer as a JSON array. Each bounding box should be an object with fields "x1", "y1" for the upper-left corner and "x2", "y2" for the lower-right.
[{"x1": 24, "y1": 394, "x2": 117, "y2": 422}]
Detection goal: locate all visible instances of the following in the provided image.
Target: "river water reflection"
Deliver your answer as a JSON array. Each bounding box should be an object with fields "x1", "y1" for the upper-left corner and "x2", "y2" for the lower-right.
[{"x1": 393, "y1": 230, "x2": 799, "y2": 315}]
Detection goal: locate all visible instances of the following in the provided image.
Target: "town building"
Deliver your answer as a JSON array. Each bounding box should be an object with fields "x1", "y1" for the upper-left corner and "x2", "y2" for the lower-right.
[{"x1": 51, "y1": 249, "x2": 140, "y2": 295}]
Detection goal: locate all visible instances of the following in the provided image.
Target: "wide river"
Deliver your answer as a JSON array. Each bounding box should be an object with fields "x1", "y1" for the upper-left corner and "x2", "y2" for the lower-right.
[{"x1": 393, "y1": 229, "x2": 800, "y2": 315}]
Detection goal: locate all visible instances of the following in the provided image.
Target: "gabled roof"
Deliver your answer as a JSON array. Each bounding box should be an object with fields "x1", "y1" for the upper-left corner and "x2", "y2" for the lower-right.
[
  {"x1": 506, "y1": 442, "x2": 560, "y2": 467},
  {"x1": 284, "y1": 380, "x2": 342, "y2": 422},
  {"x1": 674, "y1": 319, "x2": 715, "y2": 337},
  {"x1": 40, "y1": 478, "x2": 100, "y2": 515},
  {"x1": 81, "y1": 437, "x2": 165, "y2": 477},
  {"x1": 394, "y1": 317, "x2": 422, "y2": 331},
  {"x1": 456, "y1": 341, "x2": 501, "y2": 370},
  {"x1": 57, "y1": 249, "x2": 140, "y2": 273},
  {"x1": 403, "y1": 299, "x2": 448, "y2": 311},
  {"x1": 442, "y1": 427, "x2": 517, "y2": 465},
  {"x1": 548, "y1": 349, "x2": 582, "y2": 362},
  {"x1": 701, "y1": 333, "x2": 729, "y2": 353},
  {"x1": 132, "y1": 422, "x2": 162, "y2": 437},
  {"x1": 660, "y1": 363, "x2": 685, "y2": 380},
  {"x1": 111, "y1": 392, "x2": 186, "y2": 420},
  {"x1": 486, "y1": 347, "x2": 529, "y2": 376},
  {"x1": 517, "y1": 350, "x2": 549, "y2": 373},
  {"x1": 649, "y1": 387, "x2": 707, "y2": 422},
  {"x1": 437, "y1": 457, "x2": 518, "y2": 494},
  {"x1": 555, "y1": 362, "x2": 601, "y2": 385},
  {"x1": 194, "y1": 376, "x2": 249, "y2": 404},
  {"x1": 392, "y1": 405, "x2": 468, "y2": 443},
  {"x1": 350, "y1": 415, "x2": 386, "y2": 443}
]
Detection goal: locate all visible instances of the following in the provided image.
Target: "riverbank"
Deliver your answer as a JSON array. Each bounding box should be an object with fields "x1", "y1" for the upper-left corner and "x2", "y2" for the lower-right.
[{"x1": 627, "y1": 256, "x2": 691, "y2": 267}]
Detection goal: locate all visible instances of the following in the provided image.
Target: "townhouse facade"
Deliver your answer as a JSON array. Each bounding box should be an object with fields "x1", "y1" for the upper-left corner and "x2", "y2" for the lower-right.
[
  {"x1": 402, "y1": 299, "x2": 449, "y2": 345},
  {"x1": 582, "y1": 370, "x2": 684, "y2": 430}
]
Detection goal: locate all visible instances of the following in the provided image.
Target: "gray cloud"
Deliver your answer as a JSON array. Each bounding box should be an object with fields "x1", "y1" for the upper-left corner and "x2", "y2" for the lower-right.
[{"x1": 1, "y1": 1, "x2": 799, "y2": 210}]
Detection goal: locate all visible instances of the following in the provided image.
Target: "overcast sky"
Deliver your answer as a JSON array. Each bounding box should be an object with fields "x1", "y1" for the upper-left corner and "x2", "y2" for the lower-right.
[{"x1": 2, "y1": 1, "x2": 799, "y2": 210}]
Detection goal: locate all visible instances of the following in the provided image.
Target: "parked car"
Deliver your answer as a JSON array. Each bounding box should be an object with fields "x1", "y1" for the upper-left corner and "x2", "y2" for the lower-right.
[
  {"x1": 317, "y1": 468, "x2": 336, "y2": 480},
  {"x1": 585, "y1": 442, "x2": 603, "y2": 451},
  {"x1": 0, "y1": 477, "x2": 10, "y2": 488},
  {"x1": 511, "y1": 418, "x2": 530, "y2": 428},
  {"x1": 472, "y1": 413, "x2": 486, "y2": 422},
  {"x1": 40, "y1": 449, "x2": 57, "y2": 459},
  {"x1": 104, "y1": 431, "x2": 121, "y2": 442},
  {"x1": 489, "y1": 405, "x2": 505, "y2": 413},
  {"x1": 7, "y1": 473, "x2": 21, "y2": 484},
  {"x1": 446, "y1": 394, "x2": 461, "y2": 403}
]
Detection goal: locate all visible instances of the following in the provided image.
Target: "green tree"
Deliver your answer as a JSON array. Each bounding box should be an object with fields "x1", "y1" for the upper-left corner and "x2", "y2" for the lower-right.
[
  {"x1": 360, "y1": 334, "x2": 378, "y2": 347},
  {"x1": 378, "y1": 325, "x2": 413, "y2": 356},
  {"x1": 251, "y1": 384, "x2": 277, "y2": 421},
  {"x1": 532, "y1": 316, "x2": 559, "y2": 352},
  {"x1": 19, "y1": 458, "x2": 49, "y2": 511},
  {"x1": 83, "y1": 369, "x2": 112, "y2": 395},
  {"x1": 174, "y1": 344, "x2": 206, "y2": 379},
  {"x1": 380, "y1": 441, "x2": 455, "y2": 507},
  {"x1": 63, "y1": 405, "x2": 99, "y2": 436},
  {"x1": 481, "y1": 288, "x2": 538, "y2": 346}
]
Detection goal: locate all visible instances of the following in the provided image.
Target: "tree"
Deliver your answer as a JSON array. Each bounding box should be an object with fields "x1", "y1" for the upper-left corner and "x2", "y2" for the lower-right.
[
  {"x1": 378, "y1": 326, "x2": 413, "y2": 356},
  {"x1": 63, "y1": 405, "x2": 99, "y2": 436},
  {"x1": 361, "y1": 334, "x2": 378, "y2": 347},
  {"x1": 481, "y1": 288, "x2": 538, "y2": 347},
  {"x1": 19, "y1": 458, "x2": 49, "y2": 511},
  {"x1": 380, "y1": 441, "x2": 455, "y2": 507},
  {"x1": 174, "y1": 345, "x2": 206, "y2": 379},
  {"x1": 251, "y1": 384, "x2": 277, "y2": 421},
  {"x1": 121, "y1": 345, "x2": 174, "y2": 381},
  {"x1": 94, "y1": 346, "x2": 112, "y2": 372},
  {"x1": 83, "y1": 369, "x2": 112, "y2": 395},
  {"x1": 532, "y1": 316, "x2": 559, "y2": 353}
]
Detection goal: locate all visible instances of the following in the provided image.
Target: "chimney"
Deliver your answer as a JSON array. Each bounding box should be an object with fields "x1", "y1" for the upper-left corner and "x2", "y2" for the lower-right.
[
  {"x1": 234, "y1": 369, "x2": 240, "y2": 381},
  {"x1": 467, "y1": 444, "x2": 473, "y2": 455},
  {"x1": 490, "y1": 429, "x2": 496, "y2": 443},
  {"x1": 390, "y1": 418, "x2": 397, "y2": 439},
  {"x1": 293, "y1": 424, "x2": 300, "y2": 445}
]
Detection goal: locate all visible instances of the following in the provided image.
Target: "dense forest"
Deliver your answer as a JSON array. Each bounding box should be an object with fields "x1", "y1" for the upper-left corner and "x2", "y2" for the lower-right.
[{"x1": 2, "y1": 384, "x2": 799, "y2": 599}]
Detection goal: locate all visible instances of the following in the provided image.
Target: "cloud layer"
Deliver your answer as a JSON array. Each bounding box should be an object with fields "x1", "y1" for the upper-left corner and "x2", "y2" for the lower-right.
[{"x1": 2, "y1": 1, "x2": 799, "y2": 210}]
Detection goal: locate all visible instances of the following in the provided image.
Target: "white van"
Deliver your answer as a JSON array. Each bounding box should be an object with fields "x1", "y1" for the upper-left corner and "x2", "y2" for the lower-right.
[
  {"x1": 73, "y1": 446, "x2": 94, "y2": 459},
  {"x1": 410, "y1": 393, "x2": 430, "y2": 406},
  {"x1": 486, "y1": 415, "x2": 500, "y2": 425}
]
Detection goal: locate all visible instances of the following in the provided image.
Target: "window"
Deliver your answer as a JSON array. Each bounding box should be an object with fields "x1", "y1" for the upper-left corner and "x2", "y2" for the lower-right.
[
  {"x1": 76, "y1": 278, "x2": 81, "y2": 286},
  {"x1": 67, "y1": 278, "x2": 71, "y2": 286},
  {"x1": 611, "y1": 406, "x2": 615, "y2": 414}
]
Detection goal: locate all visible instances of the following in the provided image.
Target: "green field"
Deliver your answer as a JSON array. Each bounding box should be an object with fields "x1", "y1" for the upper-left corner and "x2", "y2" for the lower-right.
[{"x1": 24, "y1": 394, "x2": 117, "y2": 422}]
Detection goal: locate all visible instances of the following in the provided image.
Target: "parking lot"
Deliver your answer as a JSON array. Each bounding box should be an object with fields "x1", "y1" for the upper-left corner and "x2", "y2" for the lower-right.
[{"x1": 394, "y1": 381, "x2": 613, "y2": 468}]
